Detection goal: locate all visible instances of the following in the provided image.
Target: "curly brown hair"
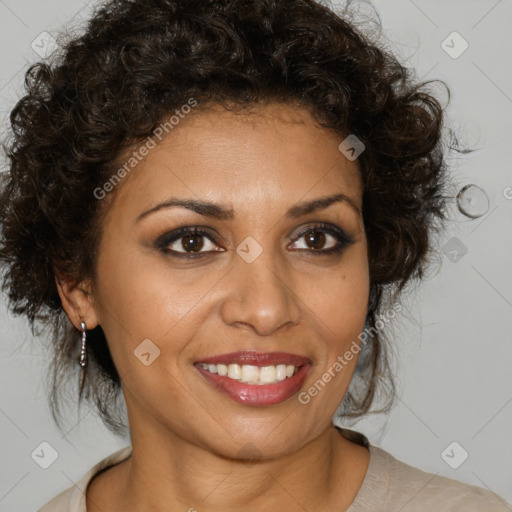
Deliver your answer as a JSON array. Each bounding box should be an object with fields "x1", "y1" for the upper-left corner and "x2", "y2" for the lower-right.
[{"x1": 0, "y1": 0, "x2": 460, "y2": 437}]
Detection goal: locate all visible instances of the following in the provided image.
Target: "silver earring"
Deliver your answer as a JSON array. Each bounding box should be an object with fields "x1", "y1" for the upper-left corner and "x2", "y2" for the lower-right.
[{"x1": 79, "y1": 320, "x2": 88, "y2": 369}]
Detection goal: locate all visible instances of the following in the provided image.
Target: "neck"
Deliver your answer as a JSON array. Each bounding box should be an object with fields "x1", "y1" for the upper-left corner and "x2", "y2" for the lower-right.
[{"x1": 110, "y1": 424, "x2": 369, "y2": 512}]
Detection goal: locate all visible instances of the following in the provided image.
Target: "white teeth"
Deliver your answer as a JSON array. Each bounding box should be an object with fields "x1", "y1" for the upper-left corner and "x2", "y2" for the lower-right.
[
  {"x1": 241, "y1": 365, "x2": 259, "y2": 384},
  {"x1": 259, "y1": 366, "x2": 276, "y2": 383},
  {"x1": 228, "y1": 363, "x2": 242, "y2": 380},
  {"x1": 276, "y1": 364, "x2": 287, "y2": 381},
  {"x1": 200, "y1": 363, "x2": 301, "y2": 385}
]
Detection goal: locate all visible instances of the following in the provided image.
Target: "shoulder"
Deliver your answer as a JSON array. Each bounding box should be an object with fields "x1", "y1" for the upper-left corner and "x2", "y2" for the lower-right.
[
  {"x1": 372, "y1": 445, "x2": 511, "y2": 512},
  {"x1": 37, "y1": 445, "x2": 132, "y2": 512},
  {"x1": 38, "y1": 486, "x2": 74, "y2": 512}
]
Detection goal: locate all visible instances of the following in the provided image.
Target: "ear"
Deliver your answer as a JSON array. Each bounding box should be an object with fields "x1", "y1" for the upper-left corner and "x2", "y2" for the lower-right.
[{"x1": 54, "y1": 270, "x2": 100, "y2": 331}]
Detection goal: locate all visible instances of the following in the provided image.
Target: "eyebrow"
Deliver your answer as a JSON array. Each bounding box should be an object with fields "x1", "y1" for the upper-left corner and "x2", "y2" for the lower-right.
[{"x1": 135, "y1": 192, "x2": 361, "y2": 223}]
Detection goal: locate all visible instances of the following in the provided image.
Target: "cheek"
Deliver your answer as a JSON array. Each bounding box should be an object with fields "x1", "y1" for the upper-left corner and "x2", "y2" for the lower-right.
[
  {"x1": 301, "y1": 271, "x2": 368, "y2": 411},
  {"x1": 93, "y1": 248, "x2": 224, "y2": 361},
  {"x1": 301, "y1": 257, "x2": 369, "y2": 341}
]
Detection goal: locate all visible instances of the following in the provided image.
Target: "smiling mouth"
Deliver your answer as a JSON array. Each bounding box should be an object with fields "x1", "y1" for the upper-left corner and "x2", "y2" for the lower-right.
[
  {"x1": 194, "y1": 351, "x2": 311, "y2": 405},
  {"x1": 197, "y1": 362, "x2": 300, "y2": 385}
]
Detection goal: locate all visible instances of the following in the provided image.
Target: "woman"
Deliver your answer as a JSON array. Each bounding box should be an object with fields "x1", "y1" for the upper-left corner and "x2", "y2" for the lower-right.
[{"x1": 0, "y1": 0, "x2": 509, "y2": 510}]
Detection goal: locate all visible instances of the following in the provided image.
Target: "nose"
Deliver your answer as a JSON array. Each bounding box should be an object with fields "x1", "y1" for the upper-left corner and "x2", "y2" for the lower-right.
[{"x1": 219, "y1": 248, "x2": 301, "y2": 337}]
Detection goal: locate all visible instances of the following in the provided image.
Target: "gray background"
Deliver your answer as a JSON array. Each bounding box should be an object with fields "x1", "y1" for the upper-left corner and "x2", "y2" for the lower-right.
[{"x1": 0, "y1": 0, "x2": 511, "y2": 510}]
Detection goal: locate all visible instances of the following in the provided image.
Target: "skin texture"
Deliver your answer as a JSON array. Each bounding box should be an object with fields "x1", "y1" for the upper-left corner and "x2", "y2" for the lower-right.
[{"x1": 56, "y1": 102, "x2": 371, "y2": 511}]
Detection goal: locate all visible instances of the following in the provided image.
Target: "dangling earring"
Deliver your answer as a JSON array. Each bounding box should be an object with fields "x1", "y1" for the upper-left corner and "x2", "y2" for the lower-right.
[
  {"x1": 78, "y1": 320, "x2": 88, "y2": 399},
  {"x1": 79, "y1": 320, "x2": 88, "y2": 369}
]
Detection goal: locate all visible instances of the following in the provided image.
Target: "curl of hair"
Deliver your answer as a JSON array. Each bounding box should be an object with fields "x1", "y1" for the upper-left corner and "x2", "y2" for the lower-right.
[{"x1": 0, "y1": 0, "x2": 461, "y2": 436}]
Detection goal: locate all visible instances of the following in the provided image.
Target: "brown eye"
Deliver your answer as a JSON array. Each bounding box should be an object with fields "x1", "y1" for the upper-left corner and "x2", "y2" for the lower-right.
[
  {"x1": 289, "y1": 223, "x2": 355, "y2": 255},
  {"x1": 304, "y1": 229, "x2": 327, "y2": 250},
  {"x1": 155, "y1": 226, "x2": 223, "y2": 257},
  {"x1": 181, "y1": 233, "x2": 205, "y2": 252}
]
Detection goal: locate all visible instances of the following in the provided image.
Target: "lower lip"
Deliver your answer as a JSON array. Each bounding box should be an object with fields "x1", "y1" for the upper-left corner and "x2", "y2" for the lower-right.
[{"x1": 195, "y1": 364, "x2": 311, "y2": 406}]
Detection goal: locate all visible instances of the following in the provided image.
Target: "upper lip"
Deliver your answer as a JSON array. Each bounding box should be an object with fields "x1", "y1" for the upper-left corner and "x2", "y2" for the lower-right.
[{"x1": 195, "y1": 351, "x2": 310, "y2": 367}]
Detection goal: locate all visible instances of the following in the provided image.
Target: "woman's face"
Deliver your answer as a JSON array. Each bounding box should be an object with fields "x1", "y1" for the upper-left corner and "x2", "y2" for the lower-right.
[{"x1": 87, "y1": 102, "x2": 369, "y2": 458}]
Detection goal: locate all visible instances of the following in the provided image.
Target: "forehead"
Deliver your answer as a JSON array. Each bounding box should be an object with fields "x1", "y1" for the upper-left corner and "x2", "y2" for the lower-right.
[{"x1": 107, "y1": 102, "x2": 363, "y2": 220}]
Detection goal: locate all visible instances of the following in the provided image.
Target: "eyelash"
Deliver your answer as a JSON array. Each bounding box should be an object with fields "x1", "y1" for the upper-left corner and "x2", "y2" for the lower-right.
[{"x1": 154, "y1": 223, "x2": 355, "y2": 259}]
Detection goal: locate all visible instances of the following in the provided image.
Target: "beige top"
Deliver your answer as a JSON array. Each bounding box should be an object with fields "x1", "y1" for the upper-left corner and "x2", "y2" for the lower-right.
[{"x1": 38, "y1": 429, "x2": 511, "y2": 512}]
